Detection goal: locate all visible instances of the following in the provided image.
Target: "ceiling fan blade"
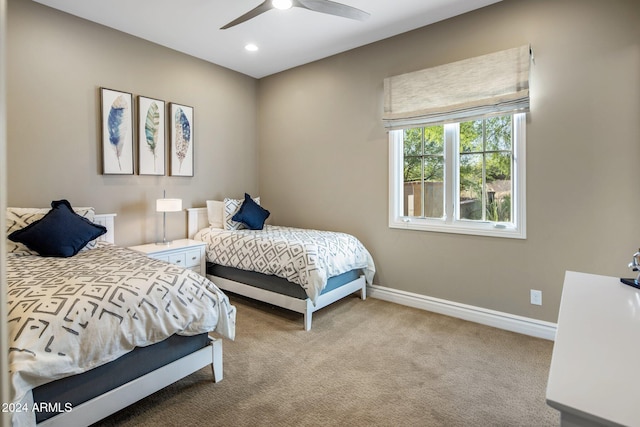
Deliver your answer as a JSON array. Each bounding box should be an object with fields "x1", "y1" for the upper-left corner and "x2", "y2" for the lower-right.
[
  {"x1": 295, "y1": 0, "x2": 370, "y2": 21},
  {"x1": 220, "y1": 0, "x2": 274, "y2": 30}
]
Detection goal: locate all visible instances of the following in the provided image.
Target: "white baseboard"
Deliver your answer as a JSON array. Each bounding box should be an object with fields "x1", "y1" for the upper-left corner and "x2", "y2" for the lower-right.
[{"x1": 367, "y1": 284, "x2": 557, "y2": 341}]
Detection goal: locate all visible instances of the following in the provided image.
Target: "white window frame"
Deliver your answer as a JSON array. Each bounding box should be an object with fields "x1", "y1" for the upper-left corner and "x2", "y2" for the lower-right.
[{"x1": 389, "y1": 113, "x2": 526, "y2": 239}]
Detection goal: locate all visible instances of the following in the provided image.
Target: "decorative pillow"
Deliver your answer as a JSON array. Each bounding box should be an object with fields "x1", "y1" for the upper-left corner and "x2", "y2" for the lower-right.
[
  {"x1": 206, "y1": 200, "x2": 225, "y2": 229},
  {"x1": 232, "y1": 193, "x2": 270, "y2": 230},
  {"x1": 8, "y1": 200, "x2": 107, "y2": 257},
  {"x1": 6, "y1": 205, "x2": 97, "y2": 255},
  {"x1": 224, "y1": 196, "x2": 260, "y2": 230}
]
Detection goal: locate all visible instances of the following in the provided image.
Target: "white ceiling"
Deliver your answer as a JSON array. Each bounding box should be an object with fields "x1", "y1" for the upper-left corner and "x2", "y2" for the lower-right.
[{"x1": 33, "y1": 0, "x2": 502, "y2": 79}]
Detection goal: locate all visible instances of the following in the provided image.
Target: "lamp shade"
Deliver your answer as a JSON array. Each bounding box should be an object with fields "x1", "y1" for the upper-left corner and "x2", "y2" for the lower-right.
[
  {"x1": 156, "y1": 198, "x2": 182, "y2": 213},
  {"x1": 272, "y1": 0, "x2": 293, "y2": 9}
]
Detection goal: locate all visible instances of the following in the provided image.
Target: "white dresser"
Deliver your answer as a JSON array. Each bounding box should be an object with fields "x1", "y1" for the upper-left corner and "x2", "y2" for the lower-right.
[
  {"x1": 129, "y1": 239, "x2": 206, "y2": 276},
  {"x1": 546, "y1": 271, "x2": 640, "y2": 427}
]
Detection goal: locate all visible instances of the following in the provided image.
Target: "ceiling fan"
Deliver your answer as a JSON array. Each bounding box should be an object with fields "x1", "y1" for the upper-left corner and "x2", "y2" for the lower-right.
[{"x1": 221, "y1": 0, "x2": 370, "y2": 30}]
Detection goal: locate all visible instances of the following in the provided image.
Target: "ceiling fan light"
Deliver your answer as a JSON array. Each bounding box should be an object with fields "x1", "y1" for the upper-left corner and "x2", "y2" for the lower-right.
[{"x1": 272, "y1": 0, "x2": 293, "y2": 10}]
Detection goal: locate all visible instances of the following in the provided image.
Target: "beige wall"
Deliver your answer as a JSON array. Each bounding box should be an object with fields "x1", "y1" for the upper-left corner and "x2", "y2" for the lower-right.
[
  {"x1": 6, "y1": 0, "x2": 258, "y2": 246},
  {"x1": 257, "y1": 0, "x2": 640, "y2": 322},
  {"x1": 6, "y1": 0, "x2": 640, "y2": 324}
]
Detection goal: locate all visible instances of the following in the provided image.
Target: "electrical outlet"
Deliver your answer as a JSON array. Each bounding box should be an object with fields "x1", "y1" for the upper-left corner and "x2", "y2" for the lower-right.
[{"x1": 530, "y1": 289, "x2": 542, "y2": 306}]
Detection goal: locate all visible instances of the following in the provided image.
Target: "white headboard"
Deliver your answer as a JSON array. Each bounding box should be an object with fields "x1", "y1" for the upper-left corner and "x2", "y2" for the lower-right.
[
  {"x1": 94, "y1": 213, "x2": 117, "y2": 244},
  {"x1": 187, "y1": 208, "x2": 208, "y2": 239}
]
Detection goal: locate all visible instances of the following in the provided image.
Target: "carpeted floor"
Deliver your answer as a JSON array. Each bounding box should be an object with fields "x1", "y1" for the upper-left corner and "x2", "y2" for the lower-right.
[{"x1": 94, "y1": 294, "x2": 560, "y2": 427}]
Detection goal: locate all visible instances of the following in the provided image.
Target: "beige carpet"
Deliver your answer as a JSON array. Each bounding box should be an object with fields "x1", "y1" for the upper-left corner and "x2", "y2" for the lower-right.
[{"x1": 94, "y1": 294, "x2": 559, "y2": 427}]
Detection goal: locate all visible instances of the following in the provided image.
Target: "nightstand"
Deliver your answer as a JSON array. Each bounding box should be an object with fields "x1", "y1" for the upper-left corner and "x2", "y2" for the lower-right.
[{"x1": 129, "y1": 239, "x2": 206, "y2": 276}]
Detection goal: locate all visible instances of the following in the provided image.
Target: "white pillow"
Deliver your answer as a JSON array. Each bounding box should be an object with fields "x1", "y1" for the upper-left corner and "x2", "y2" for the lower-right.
[
  {"x1": 223, "y1": 196, "x2": 260, "y2": 230},
  {"x1": 6, "y1": 206, "x2": 96, "y2": 255},
  {"x1": 206, "y1": 200, "x2": 225, "y2": 229}
]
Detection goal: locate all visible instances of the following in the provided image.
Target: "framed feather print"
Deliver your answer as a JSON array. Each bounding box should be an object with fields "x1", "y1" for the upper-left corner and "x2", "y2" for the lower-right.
[
  {"x1": 100, "y1": 88, "x2": 134, "y2": 175},
  {"x1": 138, "y1": 96, "x2": 166, "y2": 175},
  {"x1": 170, "y1": 102, "x2": 194, "y2": 177}
]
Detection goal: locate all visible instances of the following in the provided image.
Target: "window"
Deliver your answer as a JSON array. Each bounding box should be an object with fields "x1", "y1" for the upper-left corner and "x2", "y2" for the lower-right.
[
  {"x1": 389, "y1": 113, "x2": 526, "y2": 239},
  {"x1": 383, "y1": 45, "x2": 531, "y2": 238}
]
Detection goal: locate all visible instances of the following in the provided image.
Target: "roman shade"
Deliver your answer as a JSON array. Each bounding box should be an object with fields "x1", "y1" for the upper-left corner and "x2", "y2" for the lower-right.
[{"x1": 383, "y1": 45, "x2": 531, "y2": 129}]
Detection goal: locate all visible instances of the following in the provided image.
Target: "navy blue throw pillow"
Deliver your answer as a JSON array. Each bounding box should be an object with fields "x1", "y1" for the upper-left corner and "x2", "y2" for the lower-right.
[
  {"x1": 232, "y1": 193, "x2": 270, "y2": 230},
  {"x1": 8, "y1": 199, "x2": 107, "y2": 257}
]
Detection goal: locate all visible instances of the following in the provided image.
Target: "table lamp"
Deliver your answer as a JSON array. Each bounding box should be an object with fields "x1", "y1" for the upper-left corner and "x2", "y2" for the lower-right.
[{"x1": 156, "y1": 191, "x2": 182, "y2": 245}]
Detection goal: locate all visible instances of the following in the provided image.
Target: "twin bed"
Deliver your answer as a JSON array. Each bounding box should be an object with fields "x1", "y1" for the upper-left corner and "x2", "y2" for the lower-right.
[
  {"x1": 186, "y1": 197, "x2": 376, "y2": 331},
  {"x1": 6, "y1": 204, "x2": 235, "y2": 427}
]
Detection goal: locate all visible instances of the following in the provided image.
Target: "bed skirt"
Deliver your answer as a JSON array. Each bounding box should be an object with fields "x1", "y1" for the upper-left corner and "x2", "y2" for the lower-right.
[{"x1": 207, "y1": 263, "x2": 361, "y2": 300}]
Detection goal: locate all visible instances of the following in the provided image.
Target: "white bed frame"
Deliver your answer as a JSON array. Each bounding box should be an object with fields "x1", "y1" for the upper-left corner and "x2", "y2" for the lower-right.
[
  {"x1": 26, "y1": 213, "x2": 224, "y2": 427},
  {"x1": 187, "y1": 207, "x2": 366, "y2": 331}
]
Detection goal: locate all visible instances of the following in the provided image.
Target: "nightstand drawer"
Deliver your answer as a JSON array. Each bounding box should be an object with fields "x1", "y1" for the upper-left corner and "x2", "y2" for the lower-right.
[
  {"x1": 185, "y1": 249, "x2": 202, "y2": 268},
  {"x1": 150, "y1": 254, "x2": 170, "y2": 263},
  {"x1": 168, "y1": 252, "x2": 187, "y2": 267}
]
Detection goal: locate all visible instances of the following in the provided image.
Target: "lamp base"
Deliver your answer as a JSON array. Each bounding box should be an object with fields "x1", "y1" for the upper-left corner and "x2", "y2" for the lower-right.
[{"x1": 157, "y1": 211, "x2": 172, "y2": 246}]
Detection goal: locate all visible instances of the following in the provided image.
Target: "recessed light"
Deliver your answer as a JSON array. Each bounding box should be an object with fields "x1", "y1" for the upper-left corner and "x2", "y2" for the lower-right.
[
  {"x1": 272, "y1": 0, "x2": 293, "y2": 10},
  {"x1": 245, "y1": 43, "x2": 259, "y2": 52}
]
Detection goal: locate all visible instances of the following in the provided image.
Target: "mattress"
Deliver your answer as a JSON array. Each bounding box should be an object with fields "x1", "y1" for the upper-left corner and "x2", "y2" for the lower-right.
[
  {"x1": 32, "y1": 333, "x2": 210, "y2": 423},
  {"x1": 208, "y1": 263, "x2": 361, "y2": 300}
]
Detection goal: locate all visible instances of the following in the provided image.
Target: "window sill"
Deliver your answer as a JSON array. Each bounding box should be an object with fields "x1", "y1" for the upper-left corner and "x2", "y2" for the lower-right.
[{"x1": 389, "y1": 218, "x2": 526, "y2": 239}]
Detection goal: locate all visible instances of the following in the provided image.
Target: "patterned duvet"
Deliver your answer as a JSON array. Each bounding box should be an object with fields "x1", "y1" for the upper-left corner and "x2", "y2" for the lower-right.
[
  {"x1": 195, "y1": 225, "x2": 376, "y2": 304},
  {"x1": 7, "y1": 244, "x2": 236, "y2": 427}
]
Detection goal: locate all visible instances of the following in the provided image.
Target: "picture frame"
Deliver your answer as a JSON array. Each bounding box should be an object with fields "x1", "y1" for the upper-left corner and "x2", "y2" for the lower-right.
[
  {"x1": 138, "y1": 96, "x2": 166, "y2": 175},
  {"x1": 101, "y1": 88, "x2": 134, "y2": 175},
  {"x1": 169, "y1": 103, "x2": 194, "y2": 177}
]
